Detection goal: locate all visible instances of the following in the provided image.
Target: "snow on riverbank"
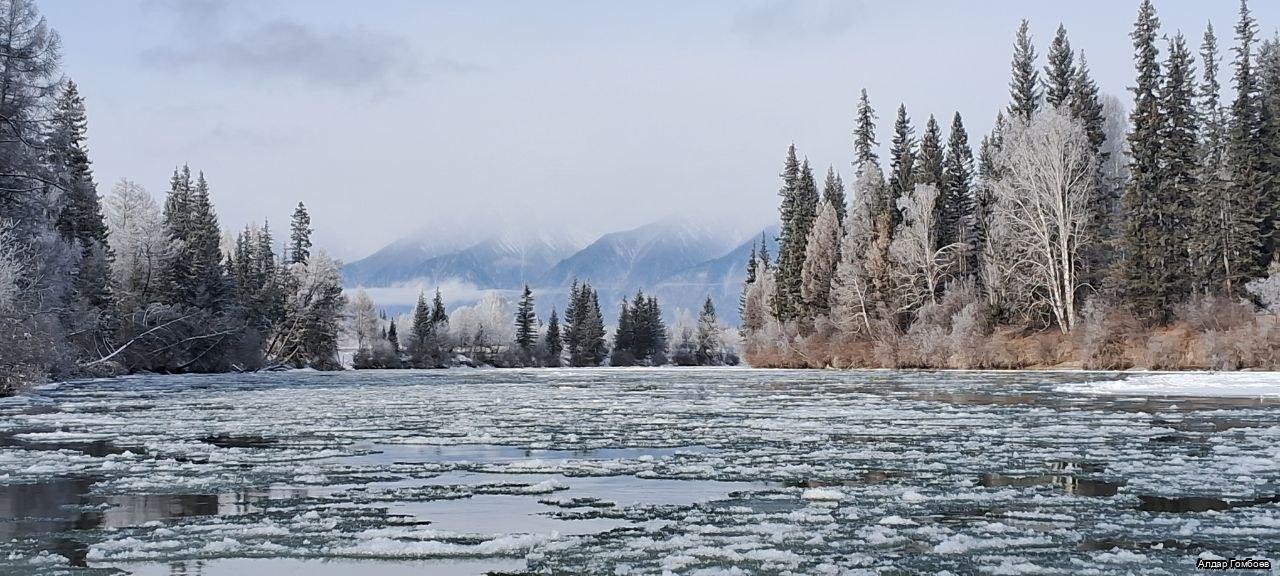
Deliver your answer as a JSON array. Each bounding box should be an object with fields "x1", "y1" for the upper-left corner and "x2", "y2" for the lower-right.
[{"x1": 1056, "y1": 372, "x2": 1280, "y2": 398}]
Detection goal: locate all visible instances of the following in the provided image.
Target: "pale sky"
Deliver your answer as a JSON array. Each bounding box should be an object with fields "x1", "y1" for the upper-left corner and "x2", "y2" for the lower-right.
[{"x1": 41, "y1": 0, "x2": 1280, "y2": 260}]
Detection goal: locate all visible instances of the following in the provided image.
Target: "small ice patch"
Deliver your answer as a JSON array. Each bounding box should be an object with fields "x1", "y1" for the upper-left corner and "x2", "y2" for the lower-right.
[{"x1": 801, "y1": 488, "x2": 843, "y2": 501}]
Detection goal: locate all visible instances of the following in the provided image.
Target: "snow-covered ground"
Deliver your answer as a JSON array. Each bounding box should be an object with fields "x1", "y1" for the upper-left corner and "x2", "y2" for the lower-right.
[
  {"x1": 0, "y1": 368, "x2": 1276, "y2": 574},
  {"x1": 1057, "y1": 371, "x2": 1280, "y2": 398}
]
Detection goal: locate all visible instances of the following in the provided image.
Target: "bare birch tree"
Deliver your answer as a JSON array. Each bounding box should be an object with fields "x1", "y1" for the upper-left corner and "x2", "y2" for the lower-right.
[
  {"x1": 990, "y1": 108, "x2": 1096, "y2": 332},
  {"x1": 889, "y1": 184, "x2": 963, "y2": 311}
]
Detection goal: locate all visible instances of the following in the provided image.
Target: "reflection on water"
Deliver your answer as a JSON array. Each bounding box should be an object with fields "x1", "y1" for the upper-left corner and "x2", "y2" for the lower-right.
[{"x1": 979, "y1": 472, "x2": 1124, "y2": 497}]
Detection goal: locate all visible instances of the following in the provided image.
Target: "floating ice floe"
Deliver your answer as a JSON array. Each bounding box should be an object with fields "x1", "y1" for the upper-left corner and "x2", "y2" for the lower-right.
[{"x1": 1056, "y1": 372, "x2": 1280, "y2": 398}]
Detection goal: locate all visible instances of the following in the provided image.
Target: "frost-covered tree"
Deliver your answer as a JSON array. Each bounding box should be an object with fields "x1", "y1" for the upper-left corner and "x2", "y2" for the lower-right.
[
  {"x1": 822, "y1": 166, "x2": 847, "y2": 226},
  {"x1": 49, "y1": 81, "x2": 113, "y2": 332},
  {"x1": 347, "y1": 289, "x2": 380, "y2": 350},
  {"x1": 742, "y1": 266, "x2": 776, "y2": 336},
  {"x1": 853, "y1": 89, "x2": 879, "y2": 171},
  {"x1": 991, "y1": 109, "x2": 1096, "y2": 332},
  {"x1": 450, "y1": 292, "x2": 514, "y2": 363},
  {"x1": 0, "y1": 224, "x2": 23, "y2": 316},
  {"x1": 800, "y1": 199, "x2": 841, "y2": 319},
  {"x1": 831, "y1": 165, "x2": 892, "y2": 334},
  {"x1": 268, "y1": 251, "x2": 347, "y2": 369},
  {"x1": 695, "y1": 297, "x2": 724, "y2": 365},
  {"x1": 889, "y1": 184, "x2": 961, "y2": 311},
  {"x1": 105, "y1": 179, "x2": 171, "y2": 308}
]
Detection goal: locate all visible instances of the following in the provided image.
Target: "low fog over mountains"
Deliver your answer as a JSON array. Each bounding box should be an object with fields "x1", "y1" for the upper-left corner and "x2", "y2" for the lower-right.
[{"x1": 343, "y1": 218, "x2": 778, "y2": 324}]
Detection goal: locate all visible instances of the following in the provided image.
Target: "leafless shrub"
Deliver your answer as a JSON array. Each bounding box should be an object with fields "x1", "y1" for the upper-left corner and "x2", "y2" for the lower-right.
[
  {"x1": 1175, "y1": 294, "x2": 1255, "y2": 332},
  {"x1": 1076, "y1": 298, "x2": 1138, "y2": 370}
]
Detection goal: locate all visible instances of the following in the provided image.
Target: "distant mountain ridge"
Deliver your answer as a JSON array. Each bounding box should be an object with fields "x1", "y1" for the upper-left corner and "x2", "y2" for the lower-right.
[{"x1": 343, "y1": 219, "x2": 777, "y2": 324}]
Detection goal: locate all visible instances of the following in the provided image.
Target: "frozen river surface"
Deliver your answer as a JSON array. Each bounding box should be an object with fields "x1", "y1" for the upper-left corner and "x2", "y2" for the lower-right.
[{"x1": 0, "y1": 368, "x2": 1277, "y2": 575}]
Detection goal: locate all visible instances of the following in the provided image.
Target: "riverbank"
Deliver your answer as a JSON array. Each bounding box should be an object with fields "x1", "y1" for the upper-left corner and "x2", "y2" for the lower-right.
[{"x1": 746, "y1": 318, "x2": 1280, "y2": 372}]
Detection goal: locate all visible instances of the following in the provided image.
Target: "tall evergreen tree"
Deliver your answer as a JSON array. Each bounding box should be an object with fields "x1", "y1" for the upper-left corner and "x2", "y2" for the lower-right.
[
  {"x1": 1257, "y1": 37, "x2": 1280, "y2": 268},
  {"x1": 387, "y1": 319, "x2": 400, "y2": 357},
  {"x1": 1116, "y1": 0, "x2": 1172, "y2": 319},
  {"x1": 289, "y1": 202, "x2": 312, "y2": 265},
  {"x1": 1159, "y1": 33, "x2": 1202, "y2": 304},
  {"x1": 431, "y1": 288, "x2": 447, "y2": 326},
  {"x1": 1200, "y1": 24, "x2": 1228, "y2": 171},
  {"x1": 758, "y1": 233, "x2": 771, "y2": 270},
  {"x1": 1044, "y1": 25, "x2": 1076, "y2": 108},
  {"x1": 408, "y1": 292, "x2": 434, "y2": 367},
  {"x1": 914, "y1": 115, "x2": 945, "y2": 188},
  {"x1": 773, "y1": 150, "x2": 819, "y2": 322},
  {"x1": 887, "y1": 104, "x2": 917, "y2": 227},
  {"x1": 187, "y1": 172, "x2": 227, "y2": 313},
  {"x1": 1070, "y1": 53, "x2": 1108, "y2": 158},
  {"x1": 49, "y1": 81, "x2": 113, "y2": 318},
  {"x1": 543, "y1": 308, "x2": 562, "y2": 366},
  {"x1": 940, "y1": 112, "x2": 975, "y2": 259},
  {"x1": 822, "y1": 167, "x2": 847, "y2": 225},
  {"x1": 1222, "y1": 0, "x2": 1267, "y2": 291},
  {"x1": 853, "y1": 89, "x2": 880, "y2": 172},
  {"x1": 1009, "y1": 19, "x2": 1042, "y2": 121},
  {"x1": 514, "y1": 284, "x2": 537, "y2": 353},
  {"x1": 695, "y1": 297, "x2": 723, "y2": 366},
  {"x1": 740, "y1": 243, "x2": 758, "y2": 319}
]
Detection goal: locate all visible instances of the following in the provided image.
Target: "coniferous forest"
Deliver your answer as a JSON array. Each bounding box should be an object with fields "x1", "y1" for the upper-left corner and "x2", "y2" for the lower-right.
[
  {"x1": 8, "y1": 0, "x2": 1280, "y2": 392},
  {"x1": 744, "y1": 0, "x2": 1280, "y2": 370}
]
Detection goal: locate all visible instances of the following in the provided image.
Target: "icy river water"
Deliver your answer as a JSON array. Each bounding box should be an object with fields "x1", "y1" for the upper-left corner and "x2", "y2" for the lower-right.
[{"x1": 0, "y1": 368, "x2": 1277, "y2": 575}]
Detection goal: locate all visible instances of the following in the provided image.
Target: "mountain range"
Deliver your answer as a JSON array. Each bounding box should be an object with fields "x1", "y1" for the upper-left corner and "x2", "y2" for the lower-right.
[{"x1": 342, "y1": 218, "x2": 779, "y2": 325}]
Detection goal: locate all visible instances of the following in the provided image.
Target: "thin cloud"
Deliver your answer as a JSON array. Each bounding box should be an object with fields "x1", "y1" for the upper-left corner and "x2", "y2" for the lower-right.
[
  {"x1": 731, "y1": 0, "x2": 868, "y2": 49},
  {"x1": 139, "y1": 3, "x2": 475, "y2": 90}
]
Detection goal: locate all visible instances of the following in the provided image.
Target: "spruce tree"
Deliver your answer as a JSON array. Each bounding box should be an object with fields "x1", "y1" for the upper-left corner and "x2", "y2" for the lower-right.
[
  {"x1": 822, "y1": 166, "x2": 847, "y2": 226},
  {"x1": 1200, "y1": 24, "x2": 1228, "y2": 172},
  {"x1": 1044, "y1": 25, "x2": 1076, "y2": 108},
  {"x1": 50, "y1": 81, "x2": 113, "y2": 318},
  {"x1": 514, "y1": 284, "x2": 537, "y2": 353},
  {"x1": 1223, "y1": 0, "x2": 1267, "y2": 292},
  {"x1": 915, "y1": 115, "x2": 945, "y2": 188},
  {"x1": 740, "y1": 243, "x2": 758, "y2": 319},
  {"x1": 1009, "y1": 19, "x2": 1042, "y2": 122},
  {"x1": 941, "y1": 112, "x2": 975, "y2": 260},
  {"x1": 695, "y1": 297, "x2": 722, "y2": 366},
  {"x1": 289, "y1": 202, "x2": 312, "y2": 265},
  {"x1": 853, "y1": 89, "x2": 879, "y2": 172},
  {"x1": 887, "y1": 104, "x2": 916, "y2": 227},
  {"x1": 758, "y1": 234, "x2": 771, "y2": 270},
  {"x1": 161, "y1": 166, "x2": 195, "y2": 306},
  {"x1": 1159, "y1": 33, "x2": 1202, "y2": 305},
  {"x1": 613, "y1": 296, "x2": 634, "y2": 359},
  {"x1": 188, "y1": 172, "x2": 227, "y2": 313},
  {"x1": 408, "y1": 292, "x2": 433, "y2": 368},
  {"x1": 1116, "y1": 0, "x2": 1170, "y2": 319},
  {"x1": 772, "y1": 145, "x2": 802, "y2": 320},
  {"x1": 387, "y1": 319, "x2": 400, "y2": 357},
  {"x1": 1070, "y1": 53, "x2": 1108, "y2": 158},
  {"x1": 544, "y1": 308, "x2": 562, "y2": 366},
  {"x1": 1257, "y1": 38, "x2": 1280, "y2": 268},
  {"x1": 563, "y1": 280, "x2": 581, "y2": 359}
]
